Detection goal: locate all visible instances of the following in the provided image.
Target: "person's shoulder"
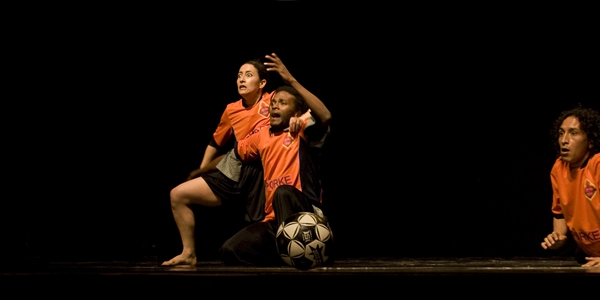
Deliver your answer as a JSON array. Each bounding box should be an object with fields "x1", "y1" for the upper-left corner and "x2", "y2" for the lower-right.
[
  {"x1": 224, "y1": 98, "x2": 244, "y2": 110},
  {"x1": 584, "y1": 153, "x2": 600, "y2": 178},
  {"x1": 228, "y1": 98, "x2": 243, "y2": 105},
  {"x1": 589, "y1": 153, "x2": 600, "y2": 167},
  {"x1": 259, "y1": 91, "x2": 274, "y2": 103},
  {"x1": 551, "y1": 156, "x2": 566, "y2": 172}
]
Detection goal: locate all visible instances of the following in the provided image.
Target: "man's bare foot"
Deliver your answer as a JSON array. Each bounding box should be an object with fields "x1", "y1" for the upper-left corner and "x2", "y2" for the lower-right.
[{"x1": 161, "y1": 254, "x2": 197, "y2": 267}]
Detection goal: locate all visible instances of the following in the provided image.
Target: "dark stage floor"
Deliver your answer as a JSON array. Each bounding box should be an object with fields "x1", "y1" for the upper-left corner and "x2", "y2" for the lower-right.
[{"x1": 2, "y1": 256, "x2": 598, "y2": 296}]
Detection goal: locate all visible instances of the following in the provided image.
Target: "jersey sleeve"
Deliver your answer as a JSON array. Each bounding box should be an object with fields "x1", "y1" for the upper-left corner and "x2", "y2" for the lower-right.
[
  {"x1": 234, "y1": 129, "x2": 262, "y2": 163},
  {"x1": 302, "y1": 117, "x2": 329, "y2": 149},
  {"x1": 550, "y1": 160, "x2": 563, "y2": 217},
  {"x1": 211, "y1": 108, "x2": 233, "y2": 150}
]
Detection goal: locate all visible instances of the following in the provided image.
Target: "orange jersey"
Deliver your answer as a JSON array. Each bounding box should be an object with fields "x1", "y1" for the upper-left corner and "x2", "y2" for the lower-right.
[
  {"x1": 551, "y1": 153, "x2": 600, "y2": 256},
  {"x1": 212, "y1": 91, "x2": 273, "y2": 148},
  {"x1": 236, "y1": 120, "x2": 328, "y2": 222}
]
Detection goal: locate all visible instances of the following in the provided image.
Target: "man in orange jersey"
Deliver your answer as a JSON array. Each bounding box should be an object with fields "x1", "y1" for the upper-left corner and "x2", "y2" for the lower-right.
[
  {"x1": 541, "y1": 105, "x2": 600, "y2": 268},
  {"x1": 219, "y1": 53, "x2": 333, "y2": 266}
]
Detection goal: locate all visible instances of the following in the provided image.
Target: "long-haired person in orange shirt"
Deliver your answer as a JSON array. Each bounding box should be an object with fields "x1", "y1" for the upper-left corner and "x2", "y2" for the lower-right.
[{"x1": 541, "y1": 105, "x2": 600, "y2": 268}]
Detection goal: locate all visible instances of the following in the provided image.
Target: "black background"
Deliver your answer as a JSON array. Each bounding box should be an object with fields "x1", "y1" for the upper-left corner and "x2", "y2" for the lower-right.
[{"x1": 3, "y1": 2, "x2": 598, "y2": 262}]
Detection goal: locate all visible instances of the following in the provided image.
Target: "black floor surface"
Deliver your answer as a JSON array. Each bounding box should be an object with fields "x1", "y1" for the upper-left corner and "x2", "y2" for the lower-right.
[{"x1": 2, "y1": 256, "x2": 598, "y2": 296}]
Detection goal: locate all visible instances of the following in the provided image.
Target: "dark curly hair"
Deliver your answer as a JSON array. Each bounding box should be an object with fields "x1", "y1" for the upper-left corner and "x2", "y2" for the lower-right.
[{"x1": 550, "y1": 104, "x2": 600, "y2": 157}]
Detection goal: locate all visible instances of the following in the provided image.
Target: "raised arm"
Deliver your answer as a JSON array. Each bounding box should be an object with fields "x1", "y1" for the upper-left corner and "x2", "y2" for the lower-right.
[{"x1": 264, "y1": 53, "x2": 331, "y2": 126}]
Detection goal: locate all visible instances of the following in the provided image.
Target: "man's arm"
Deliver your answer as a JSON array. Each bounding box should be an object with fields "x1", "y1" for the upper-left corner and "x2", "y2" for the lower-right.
[
  {"x1": 234, "y1": 128, "x2": 263, "y2": 164},
  {"x1": 541, "y1": 217, "x2": 568, "y2": 250},
  {"x1": 264, "y1": 53, "x2": 331, "y2": 126}
]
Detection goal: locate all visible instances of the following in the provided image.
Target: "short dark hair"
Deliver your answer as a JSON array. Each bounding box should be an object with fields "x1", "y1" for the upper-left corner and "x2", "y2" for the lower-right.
[
  {"x1": 551, "y1": 104, "x2": 600, "y2": 157},
  {"x1": 274, "y1": 85, "x2": 308, "y2": 114}
]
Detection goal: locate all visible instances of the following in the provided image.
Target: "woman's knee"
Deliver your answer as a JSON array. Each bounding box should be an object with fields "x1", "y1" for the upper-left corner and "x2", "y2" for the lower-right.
[
  {"x1": 170, "y1": 179, "x2": 220, "y2": 206},
  {"x1": 169, "y1": 183, "x2": 190, "y2": 206}
]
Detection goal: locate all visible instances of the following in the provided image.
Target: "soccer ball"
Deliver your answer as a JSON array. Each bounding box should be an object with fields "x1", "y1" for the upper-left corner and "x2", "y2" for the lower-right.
[{"x1": 276, "y1": 212, "x2": 333, "y2": 270}]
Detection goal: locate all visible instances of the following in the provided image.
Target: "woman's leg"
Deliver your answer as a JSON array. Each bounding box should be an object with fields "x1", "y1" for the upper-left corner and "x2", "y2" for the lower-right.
[{"x1": 162, "y1": 176, "x2": 222, "y2": 266}]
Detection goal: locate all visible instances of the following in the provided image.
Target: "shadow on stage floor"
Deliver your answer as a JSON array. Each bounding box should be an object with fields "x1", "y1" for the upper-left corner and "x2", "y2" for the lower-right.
[{"x1": 2, "y1": 256, "x2": 598, "y2": 296}]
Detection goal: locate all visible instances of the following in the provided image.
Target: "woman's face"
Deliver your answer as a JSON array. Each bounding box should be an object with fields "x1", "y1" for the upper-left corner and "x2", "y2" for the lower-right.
[{"x1": 237, "y1": 63, "x2": 264, "y2": 98}]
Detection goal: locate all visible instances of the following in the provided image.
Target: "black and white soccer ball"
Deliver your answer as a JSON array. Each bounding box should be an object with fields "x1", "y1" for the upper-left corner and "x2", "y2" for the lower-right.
[{"x1": 276, "y1": 212, "x2": 333, "y2": 270}]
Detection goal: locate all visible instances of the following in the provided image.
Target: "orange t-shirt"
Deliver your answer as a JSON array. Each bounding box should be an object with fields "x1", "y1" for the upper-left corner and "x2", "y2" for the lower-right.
[
  {"x1": 551, "y1": 153, "x2": 600, "y2": 256},
  {"x1": 212, "y1": 91, "x2": 273, "y2": 148},
  {"x1": 236, "y1": 120, "x2": 327, "y2": 222}
]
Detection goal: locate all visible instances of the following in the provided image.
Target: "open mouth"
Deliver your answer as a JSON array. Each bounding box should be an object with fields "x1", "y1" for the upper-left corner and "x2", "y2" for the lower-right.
[{"x1": 270, "y1": 112, "x2": 281, "y2": 121}]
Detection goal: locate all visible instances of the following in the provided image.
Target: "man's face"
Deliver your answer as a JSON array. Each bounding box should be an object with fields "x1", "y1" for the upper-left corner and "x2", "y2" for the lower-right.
[
  {"x1": 269, "y1": 90, "x2": 298, "y2": 131},
  {"x1": 558, "y1": 115, "x2": 591, "y2": 168},
  {"x1": 237, "y1": 64, "x2": 264, "y2": 97}
]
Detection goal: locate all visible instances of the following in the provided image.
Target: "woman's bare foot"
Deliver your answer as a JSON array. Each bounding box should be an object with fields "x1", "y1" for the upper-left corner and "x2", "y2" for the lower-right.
[{"x1": 161, "y1": 253, "x2": 197, "y2": 267}]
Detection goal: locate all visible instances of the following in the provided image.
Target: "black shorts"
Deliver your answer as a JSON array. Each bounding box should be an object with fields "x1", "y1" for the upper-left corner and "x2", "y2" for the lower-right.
[{"x1": 202, "y1": 159, "x2": 266, "y2": 222}]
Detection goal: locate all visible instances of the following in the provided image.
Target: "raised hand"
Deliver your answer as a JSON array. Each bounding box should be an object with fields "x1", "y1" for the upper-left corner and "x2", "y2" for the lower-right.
[{"x1": 264, "y1": 53, "x2": 296, "y2": 84}]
